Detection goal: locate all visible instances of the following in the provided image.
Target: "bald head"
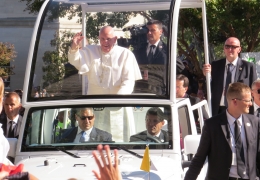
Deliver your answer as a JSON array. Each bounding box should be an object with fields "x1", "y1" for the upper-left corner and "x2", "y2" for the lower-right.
[
  {"x1": 224, "y1": 37, "x2": 241, "y2": 62},
  {"x1": 99, "y1": 26, "x2": 117, "y2": 53}
]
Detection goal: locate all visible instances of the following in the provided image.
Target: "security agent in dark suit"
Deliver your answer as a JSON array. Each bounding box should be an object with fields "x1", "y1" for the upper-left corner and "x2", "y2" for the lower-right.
[
  {"x1": 250, "y1": 79, "x2": 260, "y2": 116},
  {"x1": 176, "y1": 74, "x2": 209, "y2": 133},
  {"x1": 59, "y1": 108, "x2": 112, "y2": 143},
  {"x1": 184, "y1": 82, "x2": 260, "y2": 180},
  {"x1": 203, "y1": 37, "x2": 257, "y2": 116},
  {"x1": 133, "y1": 20, "x2": 188, "y2": 95},
  {"x1": 0, "y1": 92, "x2": 22, "y2": 139},
  {"x1": 130, "y1": 107, "x2": 168, "y2": 143}
]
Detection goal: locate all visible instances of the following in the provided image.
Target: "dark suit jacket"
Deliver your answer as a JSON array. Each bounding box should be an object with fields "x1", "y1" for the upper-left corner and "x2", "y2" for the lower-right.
[
  {"x1": 134, "y1": 41, "x2": 167, "y2": 65},
  {"x1": 59, "y1": 126, "x2": 112, "y2": 143},
  {"x1": 211, "y1": 58, "x2": 257, "y2": 116},
  {"x1": 184, "y1": 112, "x2": 260, "y2": 180},
  {"x1": 0, "y1": 115, "x2": 22, "y2": 138},
  {"x1": 130, "y1": 130, "x2": 169, "y2": 143}
]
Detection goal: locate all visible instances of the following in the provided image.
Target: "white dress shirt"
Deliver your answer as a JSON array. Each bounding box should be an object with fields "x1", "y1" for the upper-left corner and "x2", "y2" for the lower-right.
[
  {"x1": 220, "y1": 58, "x2": 238, "y2": 106},
  {"x1": 73, "y1": 127, "x2": 93, "y2": 143}
]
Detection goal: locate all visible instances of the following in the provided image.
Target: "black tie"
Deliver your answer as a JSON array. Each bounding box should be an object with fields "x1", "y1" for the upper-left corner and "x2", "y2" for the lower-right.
[
  {"x1": 8, "y1": 121, "x2": 14, "y2": 138},
  {"x1": 224, "y1": 63, "x2": 233, "y2": 106},
  {"x1": 234, "y1": 120, "x2": 246, "y2": 178},
  {"x1": 147, "y1": 45, "x2": 155, "y2": 63}
]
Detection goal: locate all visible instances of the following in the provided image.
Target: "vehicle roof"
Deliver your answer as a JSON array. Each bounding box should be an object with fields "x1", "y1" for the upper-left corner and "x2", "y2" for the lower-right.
[{"x1": 53, "y1": 0, "x2": 204, "y2": 10}]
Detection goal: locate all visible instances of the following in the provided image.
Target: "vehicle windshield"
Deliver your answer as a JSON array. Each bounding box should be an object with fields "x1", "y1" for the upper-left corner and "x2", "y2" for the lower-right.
[
  {"x1": 27, "y1": 0, "x2": 171, "y2": 101},
  {"x1": 21, "y1": 105, "x2": 172, "y2": 152}
]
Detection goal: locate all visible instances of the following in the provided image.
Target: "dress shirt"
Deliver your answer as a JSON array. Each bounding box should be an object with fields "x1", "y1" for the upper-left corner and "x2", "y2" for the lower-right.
[
  {"x1": 220, "y1": 58, "x2": 238, "y2": 106},
  {"x1": 7, "y1": 115, "x2": 19, "y2": 135},
  {"x1": 226, "y1": 111, "x2": 249, "y2": 179},
  {"x1": 147, "y1": 131, "x2": 164, "y2": 142},
  {"x1": 146, "y1": 40, "x2": 160, "y2": 55},
  {"x1": 73, "y1": 127, "x2": 93, "y2": 143}
]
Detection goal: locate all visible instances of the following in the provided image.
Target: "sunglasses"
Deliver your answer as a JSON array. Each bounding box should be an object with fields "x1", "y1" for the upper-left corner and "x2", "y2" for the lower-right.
[
  {"x1": 224, "y1": 45, "x2": 240, "y2": 50},
  {"x1": 77, "y1": 115, "x2": 94, "y2": 120},
  {"x1": 253, "y1": 89, "x2": 260, "y2": 94}
]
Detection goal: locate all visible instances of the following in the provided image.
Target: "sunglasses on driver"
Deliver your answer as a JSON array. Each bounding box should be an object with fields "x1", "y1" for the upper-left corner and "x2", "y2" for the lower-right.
[{"x1": 76, "y1": 114, "x2": 94, "y2": 120}]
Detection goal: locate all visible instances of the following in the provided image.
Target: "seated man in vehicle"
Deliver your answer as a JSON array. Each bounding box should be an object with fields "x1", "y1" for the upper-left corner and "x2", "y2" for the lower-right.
[
  {"x1": 130, "y1": 107, "x2": 168, "y2": 143},
  {"x1": 59, "y1": 108, "x2": 112, "y2": 143}
]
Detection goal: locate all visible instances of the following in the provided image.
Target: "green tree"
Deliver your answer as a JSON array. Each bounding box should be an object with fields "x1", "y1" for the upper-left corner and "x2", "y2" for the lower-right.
[
  {"x1": 0, "y1": 42, "x2": 16, "y2": 78},
  {"x1": 42, "y1": 30, "x2": 74, "y2": 92}
]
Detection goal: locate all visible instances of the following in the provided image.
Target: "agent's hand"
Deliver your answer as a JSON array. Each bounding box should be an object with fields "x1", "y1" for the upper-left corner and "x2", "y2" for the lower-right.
[
  {"x1": 202, "y1": 64, "x2": 211, "y2": 76},
  {"x1": 71, "y1": 32, "x2": 84, "y2": 50},
  {"x1": 92, "y1": 145, "x2": 122, "y2": 180}
]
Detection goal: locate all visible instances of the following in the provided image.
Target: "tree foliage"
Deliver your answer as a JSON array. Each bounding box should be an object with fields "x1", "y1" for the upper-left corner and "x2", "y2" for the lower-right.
[
  {"x1": 42, "y1": 31, "x2": 74, "y2": 92},
  {"x1": 0, "y1": 42, "x2": 16, "y2": 77}
]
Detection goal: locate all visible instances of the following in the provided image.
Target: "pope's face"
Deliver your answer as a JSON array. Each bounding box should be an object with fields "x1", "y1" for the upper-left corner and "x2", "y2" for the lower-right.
[{"x1": 99, "y1": 28, "x2": 117, "y2": 53}]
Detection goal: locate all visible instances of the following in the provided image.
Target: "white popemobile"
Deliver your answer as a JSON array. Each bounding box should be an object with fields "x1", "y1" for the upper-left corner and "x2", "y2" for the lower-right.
[{"x1": 6, "y1": 0, "x2": 211, "y2": 179}]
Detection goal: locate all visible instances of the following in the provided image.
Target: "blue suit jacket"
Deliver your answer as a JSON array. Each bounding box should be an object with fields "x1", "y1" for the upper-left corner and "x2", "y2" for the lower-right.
[{"x1": 59, "y1": 127, "x2": 112, "y2": 143}]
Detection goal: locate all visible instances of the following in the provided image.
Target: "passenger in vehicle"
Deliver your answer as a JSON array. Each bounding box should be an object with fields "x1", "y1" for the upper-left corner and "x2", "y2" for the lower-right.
[
  {"x1": 0, "y1": 92, "x2": 22, "y2": 139},
  {"x1": 176, "y1": 74, "x2": 209, "y2": 133},
  {"x1": 130, "y1": 107, "x2": 168, "y2": 143},
  {"x1": 59, "y1": 108, "x2": 112, "y2": 143},
  {"x1": 203, "y1": 37, "x2": 257, "y2": 116},
  {"x1": 68, "y1": 26, "x2": 142, "y2": 95}
]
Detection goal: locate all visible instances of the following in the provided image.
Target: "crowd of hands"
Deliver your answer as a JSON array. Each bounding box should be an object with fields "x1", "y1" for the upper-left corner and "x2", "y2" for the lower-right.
[{"x1": 0, "y1": 145, "x2": 122, "y2": 180}]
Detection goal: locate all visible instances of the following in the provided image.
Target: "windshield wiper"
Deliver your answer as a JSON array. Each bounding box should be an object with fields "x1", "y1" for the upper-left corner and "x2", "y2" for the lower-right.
[
  {"x1": 28, "y1": 145, "x2": 80, "y2": 158},
  {"x1": 116, "y1": 146, "x2": 143, "y2": 159}
]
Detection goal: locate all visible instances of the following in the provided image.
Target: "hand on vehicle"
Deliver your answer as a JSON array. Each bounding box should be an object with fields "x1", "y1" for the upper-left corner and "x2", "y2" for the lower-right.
[
  {"x1": 203, "y1": 64, "x2": 211, "y2": 76},
  {"x1": 92, "y1": 144, "x2": 122, "y2": 180}
]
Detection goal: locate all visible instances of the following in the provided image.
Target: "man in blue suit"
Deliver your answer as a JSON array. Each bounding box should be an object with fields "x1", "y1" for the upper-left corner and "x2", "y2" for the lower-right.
[{"x1": 59, "y1": 108, "x2": 112, "y2": 143}]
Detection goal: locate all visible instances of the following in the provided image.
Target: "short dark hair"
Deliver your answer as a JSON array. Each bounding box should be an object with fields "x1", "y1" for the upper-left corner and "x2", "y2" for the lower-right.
[
  {"x1": 176, "y1": 74, "x2": 189, "y2": 87},
  {"x1": 146, "y1": 107, "x2": 164, "y2": 121},
  {"x1": 147, "y1": 20, "x2": 162, "y2": 29}
]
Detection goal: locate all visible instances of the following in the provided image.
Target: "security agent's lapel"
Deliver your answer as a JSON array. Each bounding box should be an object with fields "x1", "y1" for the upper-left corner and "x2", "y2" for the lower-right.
[
  {"x1": 234, "y1": 58, "x2": 243, "y2": 82},
  {"x1": 220, "y1": 112, "x2": 232, "y2": 150},
  {"x1": 242, "y1": 115, "x2": 253, "y2": 147},
  {"x1": 153, "y1": 41, "x2": 164, "y2": 59},
  {"x1": 89, "y1": 127, "x2": 99, "y2": 141}
]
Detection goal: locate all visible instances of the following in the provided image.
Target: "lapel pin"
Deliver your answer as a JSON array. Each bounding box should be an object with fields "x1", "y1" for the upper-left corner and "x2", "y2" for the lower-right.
[
  {"x1": 246, "y1": 123, "x2": 251, "y2": 126},
  {"x1": 239, "y1": 67, "x2": 242, "y2": 71},
  {"x1": 159, "y1": 45, "x2": 162, "y2": 49}
]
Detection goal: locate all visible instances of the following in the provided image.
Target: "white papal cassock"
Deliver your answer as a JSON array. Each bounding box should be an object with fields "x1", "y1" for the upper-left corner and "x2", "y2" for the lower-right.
[{"x1": 68, "y1": 45, "x2": 142, "y2": 95}]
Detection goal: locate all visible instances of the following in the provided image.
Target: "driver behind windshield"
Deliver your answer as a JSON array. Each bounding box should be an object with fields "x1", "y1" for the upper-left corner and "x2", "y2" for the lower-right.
[
  {"x1": 130, "y1": 107, "x2": 168, "y2": 142},
  {"x1": 59, "y1": 108, "x2": 112, "y2": 143}
]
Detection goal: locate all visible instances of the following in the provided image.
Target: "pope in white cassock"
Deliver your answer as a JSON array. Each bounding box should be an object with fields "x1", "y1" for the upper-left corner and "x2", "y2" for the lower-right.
[{"x1": 68, "y1": 26, "x2": 142, "y2": 95}]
